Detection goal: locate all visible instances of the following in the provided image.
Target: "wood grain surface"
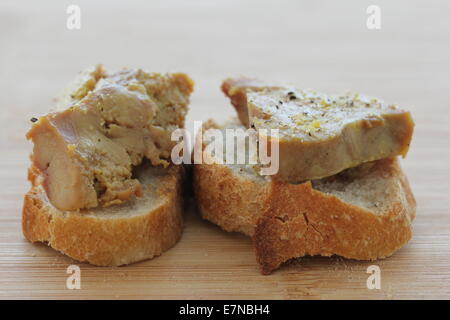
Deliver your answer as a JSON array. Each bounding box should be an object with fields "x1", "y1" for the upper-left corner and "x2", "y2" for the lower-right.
[{"x1": 1, "y1": 0, "x2": 449, "y2": 299}]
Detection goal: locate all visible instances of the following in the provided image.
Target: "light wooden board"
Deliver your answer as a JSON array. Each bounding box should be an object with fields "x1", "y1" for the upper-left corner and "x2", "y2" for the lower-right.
[{"x1": 1, "y1": 0, "x2": 449, "y2": 299}]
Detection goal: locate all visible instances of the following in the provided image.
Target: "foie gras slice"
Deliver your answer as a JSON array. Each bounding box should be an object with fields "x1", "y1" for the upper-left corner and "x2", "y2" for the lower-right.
[
  {"x1": 222, "y1": 78, "x2": 414, "y2": 182},
  {"x1": 27, "y1": 66, "x2": 193, "y2": 211}
]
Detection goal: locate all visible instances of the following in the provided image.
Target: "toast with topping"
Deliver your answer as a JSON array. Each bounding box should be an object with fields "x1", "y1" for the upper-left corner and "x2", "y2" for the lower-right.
[
  {"x1": 193, "y1": 120, "x2": 416, "y2": 274},
  {"x1": 23, "y1": 163, "x2": 185, "y2": 266},
  {"x1": 222, "y1": 78, "x2": 414, "y2": 182}
]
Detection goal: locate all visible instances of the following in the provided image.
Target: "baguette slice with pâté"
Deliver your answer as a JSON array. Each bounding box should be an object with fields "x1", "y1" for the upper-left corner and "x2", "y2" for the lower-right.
[
  {"x1": 22, "y1": 163, "x2": 185, "y2": 266},
  {"x1": 193, "y1": 119, "x2": 416, "y2": 274}
]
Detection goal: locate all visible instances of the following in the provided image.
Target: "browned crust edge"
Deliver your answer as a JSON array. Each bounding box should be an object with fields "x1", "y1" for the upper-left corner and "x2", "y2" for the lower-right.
[
  {"x1": 22, "y1": 166, "x2": 185, "y2": 266},
  {"x1": 253, "y1": 158, "x2": 416, "y2": 274},
  {"x1": 193, "y1": 161, "x2": 268, "y2": 237}
]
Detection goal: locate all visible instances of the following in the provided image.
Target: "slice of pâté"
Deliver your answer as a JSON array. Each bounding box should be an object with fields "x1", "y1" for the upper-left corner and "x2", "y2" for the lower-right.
[
  {"x1": 222, "y1": 78, "x2": 414, "y2": 182},
  {"x1": 27, "y1": 65, "x2": 193, "y2": 211}
]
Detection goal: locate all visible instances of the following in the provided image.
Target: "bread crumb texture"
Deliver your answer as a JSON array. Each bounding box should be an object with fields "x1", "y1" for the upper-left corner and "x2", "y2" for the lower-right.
[{"x1": 22, "y1": 164, "x2": 185, "y2": 266}]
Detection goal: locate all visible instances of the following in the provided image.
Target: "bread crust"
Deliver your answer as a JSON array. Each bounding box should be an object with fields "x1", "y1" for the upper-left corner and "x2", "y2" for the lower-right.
[
  {"x1": 22, "y1": 165, "x2": 185, "y2": 266},
  {"x1": 193, "y1": 156, "x2": 269, "y2": 236},
  {"x1": 254, "y1": 158, "x2": 416, "y2": 274},
  {"x1": 193, "y1": 120, "x2": 416, "y2": 274}
]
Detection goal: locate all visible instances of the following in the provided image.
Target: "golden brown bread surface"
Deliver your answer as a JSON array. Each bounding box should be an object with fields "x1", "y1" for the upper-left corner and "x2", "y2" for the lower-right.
[
  {"x1": 222, "y1": 78, "x2": 414, "y2": 183},
  {"x1": 193, "y1": 120, "x2": 416, "y2": 274},
  {"x1": 22, "y1": 164, "x2": 185, "y2": 266},
  {"x1": 27, "y1": 65, "x2": 194, "y2": 211}
]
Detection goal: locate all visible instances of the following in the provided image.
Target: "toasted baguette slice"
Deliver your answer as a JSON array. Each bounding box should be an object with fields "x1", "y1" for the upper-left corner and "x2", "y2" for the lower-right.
[
  {"x1": 22, "y1": 163, "x2": 185, "y2": 266},
  {"x1": 222, "y1": 78, "x2": 414, "y2": 183},
  {"x1": 193, "y1": 120, "x2": 416, "y2": 274}
]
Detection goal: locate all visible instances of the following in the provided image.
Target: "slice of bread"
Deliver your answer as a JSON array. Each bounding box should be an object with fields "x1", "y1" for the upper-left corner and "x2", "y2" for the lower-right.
[
  {"x1": 22, "y1": 163, "x2": 185, "y2": 266},
  {"x1": 222, "y1": 78, "x2": 414, "y2": 183},
  {"x1": 193, "y1": 120, "x2": 416, "y2": 274}
]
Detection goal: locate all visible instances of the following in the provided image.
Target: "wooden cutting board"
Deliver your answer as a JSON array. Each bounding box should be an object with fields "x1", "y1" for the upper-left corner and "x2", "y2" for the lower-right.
[{"x1": 1, "y1": 0, "x2": 449, "y2": 299}]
